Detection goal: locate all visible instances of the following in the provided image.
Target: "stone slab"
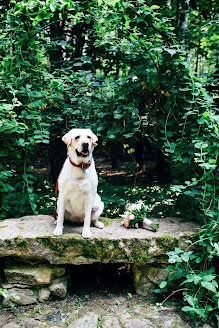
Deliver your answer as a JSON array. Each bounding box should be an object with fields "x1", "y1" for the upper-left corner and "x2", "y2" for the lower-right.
[
  {"x1": 67, "y1": 313, "x2": 98, "y2": 328},
  {"x1": 2, "y1": 287, "x2": 37, "y2": 306},
  {"x1": 4, "y1": 264, "x2": 65, "y2": 285},
  {"x1": 0, "y1": 215, "x2": 200, "y2": 265}
]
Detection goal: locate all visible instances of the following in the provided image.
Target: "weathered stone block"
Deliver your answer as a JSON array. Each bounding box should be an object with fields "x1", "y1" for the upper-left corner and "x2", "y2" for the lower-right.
[
  {"x1": 0, "y1": 215, "x2": 199, "y2": 265},
  {"x1": 132, "y1": 264, "x2": 169, "y2": 296},
  {"x1": 0, "y1": 215, "x2": 200, "y2": 304},
  {"x1": 119, "y1": 312, "x2": 158, "y2": 328},
  {"x1": 38, "y1": 287, "x2": 51, "y2": 302},
  {"x1": 1, "y1": 323, "x2": 21, "y2": 328},
  {"x1": 2, "y1": 287, "x2": 37, "y2": 306},
  {"x1": 1, "y1": 282, "x2": 31, "y2": 289},
  {"x1": 49, "y1": 275, "x2": 68, "y2": 298},
  {"x1": 67, "y1": 313, "x2": 98, "y2": 328},
  {"x1": 102, "y1": 316, "x2": 121, "y2": 328},
  {"x1": 160, "y1": 313, "x2": 191, "y2": 328},
  {"x1": 4, "y1": 264, "x2": 65, "y2": 286}
]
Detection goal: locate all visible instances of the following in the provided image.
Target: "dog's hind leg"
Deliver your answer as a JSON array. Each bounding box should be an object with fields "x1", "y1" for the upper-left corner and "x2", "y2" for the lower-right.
[{"x1": 91, "y1": 201, "x2": 104, "y2": 229}]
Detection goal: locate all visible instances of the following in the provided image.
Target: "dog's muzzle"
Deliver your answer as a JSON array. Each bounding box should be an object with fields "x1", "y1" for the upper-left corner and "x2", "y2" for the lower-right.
[{"x1": 76, "y1": 143, "x2": 90, "y2": 157}]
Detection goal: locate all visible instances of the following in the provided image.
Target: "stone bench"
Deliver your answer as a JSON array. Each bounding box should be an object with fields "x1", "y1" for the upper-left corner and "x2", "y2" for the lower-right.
[{"x1": 0, "y1": 215, "x2": 200, "y2": 306}]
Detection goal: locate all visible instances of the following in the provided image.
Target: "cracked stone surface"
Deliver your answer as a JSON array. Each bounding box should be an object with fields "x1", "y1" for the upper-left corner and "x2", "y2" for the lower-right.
[
  {"x1": 0, "y1": 215, "x2": 199, "y2": 265},
  {"x1": 1, "y1": 293, "x2": 215, "y2": 328},
  {"x1": 67, "y1": 312, "x2": 98, "y2": 328}
]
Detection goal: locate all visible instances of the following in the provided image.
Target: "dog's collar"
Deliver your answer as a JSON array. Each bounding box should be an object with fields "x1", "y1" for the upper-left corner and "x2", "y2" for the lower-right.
[{"x1": 68, "y1": 156, "x2": 92, "y2": 171}]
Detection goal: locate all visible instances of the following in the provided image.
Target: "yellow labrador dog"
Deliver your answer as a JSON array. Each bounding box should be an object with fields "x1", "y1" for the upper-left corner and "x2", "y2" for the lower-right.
[{"x1": 53, "y1": 128, "x2": 104, "y2": 238}]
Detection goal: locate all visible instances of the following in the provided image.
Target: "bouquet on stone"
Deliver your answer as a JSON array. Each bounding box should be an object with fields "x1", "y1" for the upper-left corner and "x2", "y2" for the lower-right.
[{"x1": 121, "y1": 201, "x2": 159, "y2": 232}]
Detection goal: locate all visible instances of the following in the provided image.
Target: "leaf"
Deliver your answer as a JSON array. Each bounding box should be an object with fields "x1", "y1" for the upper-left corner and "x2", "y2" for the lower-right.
[
  {"x1": 181, "y1": 251, "x2": 193, "y2": 262},
  {"x1": 182, "y1": 306, "x2": 193, "y2": 312},
  {"x1": 153, "y1": 289, "x2": 162, "y2": 293},
  {"x1": 124, "y1": 133, "x2": 133, "y2": 138},
  {"x1": 50, "y1": 4, "x2": 55, "y2": 12},
  {"x1": 186, "y1": 295, "x2": 196, "y2": 307},
  {"x1": 193, "y1": 275, "x2": 202, "y2": 285},
  {"x1": 159, "y1": 281, "x2": 167, "y2": 289},
  {"x1": 114, "y1": 113, "x2": 123, "y2": 119},
  {"x1": 201, "y1": 281, "x2": 217, "y2": 293},
  {"x1": 202, "y1": 274, "x2": 216, "y2": 282},
  {"x1": 164, "y1": 48, "x2": 177, "y2": 56},
  {"x1": 166, "y1": 131, "x2": 173, "y2": 137},
  {"x1": 150, "y1": 5, "x2": 160, "y2": 10}
]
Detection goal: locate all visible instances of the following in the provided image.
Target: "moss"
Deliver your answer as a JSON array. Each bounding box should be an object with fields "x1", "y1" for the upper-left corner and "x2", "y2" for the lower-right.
[
  {"x1": 98, "y1": 217, "x2": 114, "y2": 227},
  {"x1": 156, "y1": 235, "x2": 179, "y2": 252},
  {"x1": 13, "y1": 237, "x2": 28, "y2": 249},
  {"x1": 132, "y1": 264, "x2": 141, "y2": 287},
  {"x1": 35, "y1": 235, "x2": 153, "y2": 264},
  {"x1": 3, "y1": 239, "x2": 12, "y2": 248}
]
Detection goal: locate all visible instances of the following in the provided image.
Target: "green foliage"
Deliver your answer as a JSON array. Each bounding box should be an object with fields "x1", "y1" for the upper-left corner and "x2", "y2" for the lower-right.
[
  {"x1": 154, "y1": 219, "x2": 219, "y2": 323},
  {"x1": 0, "y1": 288, "x2": 20, "y2": 310},
  {"x1": 0, "y1": 0, "x2": 218, "y2": 222}
]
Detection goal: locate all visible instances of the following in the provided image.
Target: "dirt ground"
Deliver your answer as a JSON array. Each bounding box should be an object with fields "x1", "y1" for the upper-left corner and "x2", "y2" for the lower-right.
[{"x1": 0, "y1": 290, "x2": 215, "y2": 328}]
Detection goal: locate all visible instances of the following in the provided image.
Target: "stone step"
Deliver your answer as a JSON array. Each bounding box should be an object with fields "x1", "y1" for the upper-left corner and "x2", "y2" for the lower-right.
[
  {"x1": 0, "y1": 215, "x2": 200, "y2": 307},
  {"x1": 0, "y1": 215, "x2": 199, "y2": 265}
]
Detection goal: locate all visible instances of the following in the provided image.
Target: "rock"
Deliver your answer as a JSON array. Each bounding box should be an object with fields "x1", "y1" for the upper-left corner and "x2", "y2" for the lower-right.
[
  {"x1": 2, "y1": 288, "x2": 37, "y2": 306},
  {"x1": 132, "y1": 305, "x2": 158, "y2": 321},
  {"x1": 119, "y1": 313, "x2": 158, "y2": 328},
  {"x1": 49, "y1": 276, "x2": 68, "y2": 298},
  {"x1": 0, "y1": 215, "x2": 200, "y2": 265},
  {"x1": 132, "y1": 267, "x2": 154, "y2": 296},
  {"x1": 161, "y1": 314, "x2": 191, "y2": 328},
  {"x1": 102, "y1": 316, "x2": 121, "y2": 328},
  {"x1": 2, "y1": 323, "x2": 20, "y2": 328},
  {"x1": 38, "y1": 287, "x2": 50, "y2": 302},
  {"x1": 1, "y1": 282, "x2": 31, "y2": 289},
  {"x1": 67, "y1": 313, "x2": 98, "y2": 328},
  {"x1": 4, "y1": 265, "x2": 65, "y2": 286},
  {"x1": 23, "y1": 318, "x2": 42, "y2": 328},
  {"x1": 0, "y1": 315, "x2": 7, "y2": 327},
  {"x1": 146, "y1": 266, "x2": 169, "y2": 285},
  {"x1": 133, "y1": 264, "x2": 169, "y2": 296}
]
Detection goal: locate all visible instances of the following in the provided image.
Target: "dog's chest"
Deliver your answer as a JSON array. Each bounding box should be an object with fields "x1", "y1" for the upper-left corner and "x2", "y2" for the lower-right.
[{"x1": 63, "y1": 177, "x2": 94, "y2": 195}]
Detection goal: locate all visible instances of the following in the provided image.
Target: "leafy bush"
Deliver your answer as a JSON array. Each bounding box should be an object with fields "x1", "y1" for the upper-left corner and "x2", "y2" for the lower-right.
[
  {"x1": 0, "y1": 0, "x2": 218, "y2": 222},
  {"x1": 154, "y1": 219, "x2": 219, "y2": 324}
]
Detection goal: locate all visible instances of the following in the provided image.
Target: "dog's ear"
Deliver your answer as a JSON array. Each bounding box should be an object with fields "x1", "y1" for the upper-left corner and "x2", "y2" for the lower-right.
[
  {"x1": 62, "y1": 131, "x2": 72, "y2": 146},
  {"x1": 91, "y1": 132, "x2": 98, "y2": 147}
]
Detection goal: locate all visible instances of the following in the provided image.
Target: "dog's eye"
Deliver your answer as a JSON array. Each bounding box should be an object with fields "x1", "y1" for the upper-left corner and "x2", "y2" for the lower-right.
[
  {"x1": 75, "y1": 136, "x2": 80, "y2": 140},
  {"x1": 87, "y1": 136, "x2": 91, "y2": 139}
]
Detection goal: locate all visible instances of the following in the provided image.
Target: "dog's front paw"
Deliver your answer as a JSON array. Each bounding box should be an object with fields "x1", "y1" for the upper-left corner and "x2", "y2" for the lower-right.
[
  {"x1": 53, "y1": 226, "x2": 63, "y2": 236},
  {"x1": 82, "y1": 228, "x2": 91, "y2": 239},
  {"x1": 94, "y1": 220, "x2": 104, "y2": 229}
]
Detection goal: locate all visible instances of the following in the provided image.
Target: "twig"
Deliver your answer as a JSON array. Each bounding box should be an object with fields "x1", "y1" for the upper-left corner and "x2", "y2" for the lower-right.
[{"x1": 161, "y1": 288, "x2": 189, "y2": 306}]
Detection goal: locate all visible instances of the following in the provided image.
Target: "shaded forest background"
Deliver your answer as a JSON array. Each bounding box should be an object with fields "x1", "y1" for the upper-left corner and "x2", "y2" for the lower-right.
[{"x1": 0, "y1": 0, "x2": 218, "y2": 221}]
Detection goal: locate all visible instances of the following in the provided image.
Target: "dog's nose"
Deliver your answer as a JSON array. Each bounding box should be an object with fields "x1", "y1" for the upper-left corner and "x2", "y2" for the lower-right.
[{"x1": 82, "y1": 143, "x2": 89, "y2": 152}]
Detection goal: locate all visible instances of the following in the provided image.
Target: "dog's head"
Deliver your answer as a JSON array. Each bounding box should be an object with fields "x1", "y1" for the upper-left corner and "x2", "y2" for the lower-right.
[{"x1": 62, "y1": 128, "x2": 98, "y2": 159}]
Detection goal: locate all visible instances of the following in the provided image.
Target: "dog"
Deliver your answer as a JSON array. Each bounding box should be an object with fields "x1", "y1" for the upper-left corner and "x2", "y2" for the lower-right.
[{"x1": 53, "y1": 128, "x2": 104, "y2": 238}]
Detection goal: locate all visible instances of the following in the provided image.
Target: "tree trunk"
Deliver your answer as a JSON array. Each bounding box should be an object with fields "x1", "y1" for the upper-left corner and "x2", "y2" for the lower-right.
[
  {"x1": 179, "y1": 0, "x2": 190, "y2": 50},
  {"x1": 195, "y1": 44, "x2": 200, "y2": 76},
  {"x1": 48, "y1": 12, "x2": 65, "y2": 70}
]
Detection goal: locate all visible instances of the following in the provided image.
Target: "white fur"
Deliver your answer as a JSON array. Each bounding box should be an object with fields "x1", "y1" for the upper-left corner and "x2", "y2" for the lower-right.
[{"x1": 53, "y1": 128, "x2": 104, "y2": 238}]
